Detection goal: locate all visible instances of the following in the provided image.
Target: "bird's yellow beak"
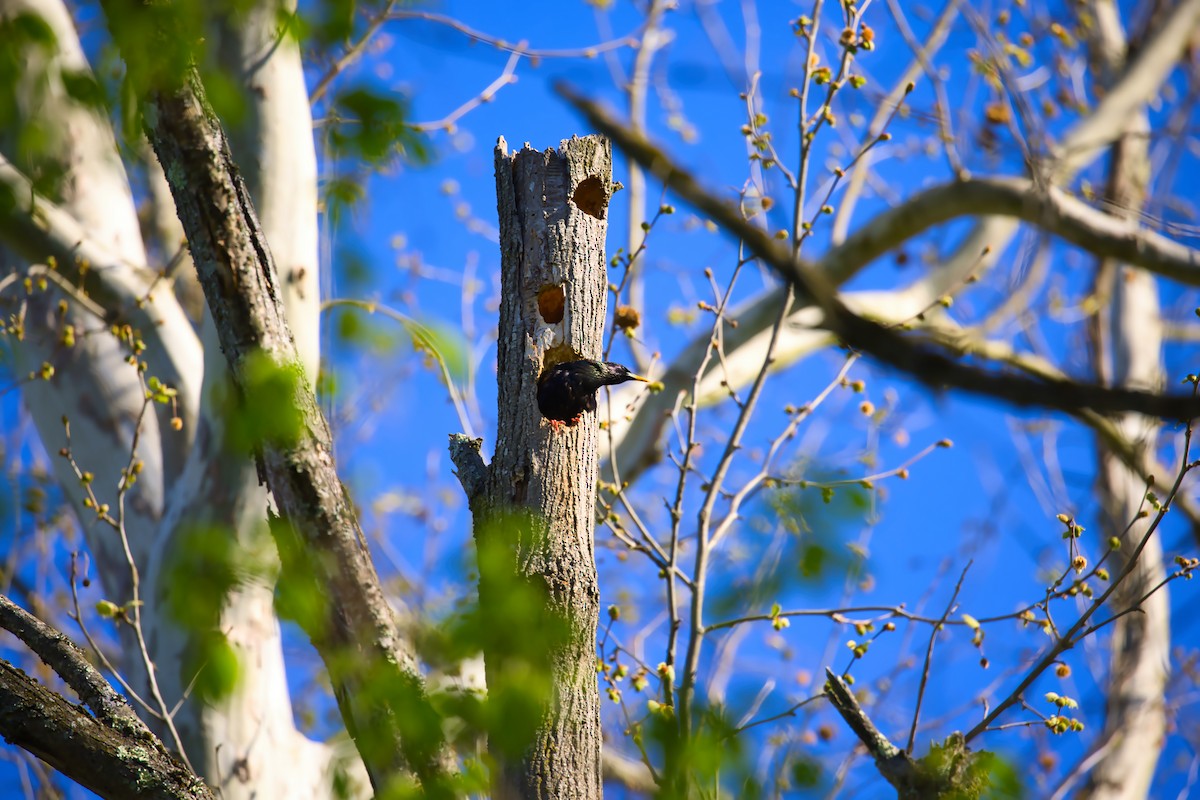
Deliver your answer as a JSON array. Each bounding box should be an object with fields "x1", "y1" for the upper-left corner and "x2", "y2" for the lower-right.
[{"x1": 629, "y1": 373, "x2": 649, "y2": 383}]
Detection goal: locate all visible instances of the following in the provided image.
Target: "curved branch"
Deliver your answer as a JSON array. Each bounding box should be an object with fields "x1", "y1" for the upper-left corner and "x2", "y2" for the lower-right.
[
  {"x1": 0, "y1": 156, "x2": 139, "y2": 315},
  {"x1": 599, "y1": 170, "x2": 1200, "y2": 474},
  {"x1": 561, "y1": 85, "x2": 1200, "y2": 421},
  {"x1": 388, "y1": 10, "x2": 642, "y2": 59},
  {"x1": 824, "y1": 177, "x2": 1200, "y2": 287},
  {"x1": 0, "y1": 594, "x2": 213, "y2": 800}
]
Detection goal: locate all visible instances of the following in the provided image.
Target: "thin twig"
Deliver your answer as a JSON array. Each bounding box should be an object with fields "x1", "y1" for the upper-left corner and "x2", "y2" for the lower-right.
[
  {"x1": 60, "y1": 395, "x2": 194, "y2": 770},
  {"x1": 388, "y1": 10, "x2": 642, "y2": 59},
  {"x1": 67, "y1": 554, "x2": 156, "y2": 717},
  {"x1": 410, "y1": 50, "x2": 522, "y2": 134},
  {"x1": 310, "y1": 0, "x2": 401, "y2": 106},
  {"x1": 907, "y1": 561, "x2": 971, "y2": 753},
  {"x1": 323, "y1": 297, "x2": 474, "y2": 436},
  {"x1": 964, "y1": 400, "x2": 1197, "y2": 742}
]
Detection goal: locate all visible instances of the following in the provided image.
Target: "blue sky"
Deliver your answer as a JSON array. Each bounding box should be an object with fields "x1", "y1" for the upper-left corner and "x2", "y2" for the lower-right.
[{"x1": 319, "y1": 2, "x2": 1200, "y2": 796}]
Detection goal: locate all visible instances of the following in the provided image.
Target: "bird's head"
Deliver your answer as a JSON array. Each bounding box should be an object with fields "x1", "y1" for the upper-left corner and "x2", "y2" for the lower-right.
[{"x1": 594, "y1": 360, "x2": 649, "y2": 387}]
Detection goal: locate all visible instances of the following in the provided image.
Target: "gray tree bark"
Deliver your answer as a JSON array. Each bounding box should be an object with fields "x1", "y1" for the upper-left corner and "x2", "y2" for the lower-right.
[
  {"x1": 0, "y1": 594, "x2": 216, "y2": 800},
  {"x1": 451, "y1": 136, "x2": 613, "y2": 800},
  {"x1": 96, "y1": 4, "x2": 454, "y2": 793},
  {"x1": 149, "y1": 5, "x2": 349, "y2": 793}
]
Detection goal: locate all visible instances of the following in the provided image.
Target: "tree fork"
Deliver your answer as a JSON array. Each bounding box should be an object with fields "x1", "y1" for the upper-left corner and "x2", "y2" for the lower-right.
[{"x1": 451, "y1": 136, "x2": 614, "y2": 800}]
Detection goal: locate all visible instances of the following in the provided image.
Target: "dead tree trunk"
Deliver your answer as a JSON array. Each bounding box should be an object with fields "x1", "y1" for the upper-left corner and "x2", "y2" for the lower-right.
[{"x1": 450, "y1": 135, "x2": 614, "y2": 800}]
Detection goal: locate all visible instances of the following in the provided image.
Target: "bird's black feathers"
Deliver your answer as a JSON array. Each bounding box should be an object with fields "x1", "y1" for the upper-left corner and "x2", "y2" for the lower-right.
[{"x1": 537, "y1": 360, "x2": 648, "y2": 425}]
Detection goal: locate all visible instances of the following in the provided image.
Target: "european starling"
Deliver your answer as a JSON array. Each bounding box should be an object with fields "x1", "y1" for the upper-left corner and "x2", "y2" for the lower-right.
[{"x1": 536, "y1": 360, "x2": 648, "y2": 426}]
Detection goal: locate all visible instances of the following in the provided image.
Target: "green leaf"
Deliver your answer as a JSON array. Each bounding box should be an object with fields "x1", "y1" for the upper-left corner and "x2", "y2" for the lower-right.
[
  {"x1": 915, "y1": 735, "x2": 1023, "y2": 799},
  {"x1": 95, "y1": 599, "x2": 120, "y2": 619},
  {"x1": 0, "y1": 12, "x2": 67, "y2": 194},
  {"x1": 329, "y1": 86, "x2": 429, "y2": 165},
  {"x1": 304, "y1": 0, "x2": 356, "y2": 48},
  {"x1": 272, "y1": 515, "x2": 330, "y2": 637},
  {"x1": 4, "y1": 11, "x2": 55, "y2": 47},
  {"x1": 59, "y1": 69, "x2": 107, "y2": 113},
  {"x1": 334, "y1": 306, "x2": 393, "y2": 351},
  {"x1": 200, "y1": 66, "x2": 248, "y2": 128},
  {"x1": 798, "y1": 542, "x2": 829, "y2": 579},
  {"x1": 330, "y1": 302, "x2": 470, "y2": 384},
  {"x1": 223, "y1": 352, "x2": 306, "y2": 451},
  {"x1": 408, "y1": 318, "x2": 469, "y2": 384},
  {"x1": 323, "y1": 176, "x2": 366, "y2": 225},
  {"x1": 184, "y1": 631, "x2": 241, "y2": 703},
  {"x1": 163, "y1": 522, "x2": 271, "y2": 630},
  {"x1": 790, "y1": 755, "x2": 822, "y2": 788}
]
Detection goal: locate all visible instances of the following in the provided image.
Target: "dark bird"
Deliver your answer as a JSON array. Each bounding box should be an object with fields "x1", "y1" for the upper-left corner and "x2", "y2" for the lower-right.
[{"x1": 537, "y1": 360, "x2": 649, "y2": 426}]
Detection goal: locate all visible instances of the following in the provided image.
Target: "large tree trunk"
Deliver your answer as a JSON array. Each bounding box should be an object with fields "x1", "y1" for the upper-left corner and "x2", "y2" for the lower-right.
[
  {"x1": 1085, "y1": 288, "x2": 1169, "y2": 800},
  {"x1": 103, "y1": 0, "x2": 456, "y2": 784},
  {"x1": 145, "y1": 3, "x2": 360, "y2": 796},
  {"x1": 0, "y1": 0, "x2": 202, "y2": 607},
  {"x1": 453, "y1": 136, "x2": 613, "y2": 800},
  {"x1": 0, "y1": 0, "x2": 365, "y2": 796}
]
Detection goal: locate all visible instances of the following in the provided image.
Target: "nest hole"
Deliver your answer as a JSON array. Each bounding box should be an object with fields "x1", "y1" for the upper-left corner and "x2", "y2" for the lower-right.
[
  {"x1": 572, "y1": 176, "x2": 608, "y2": 220},
  {"x1": 542, "y1": 343, "x2": 580, "y2": 374},
  {"x1": 537, "y1": 284, "x2": 565, "y2": 324}
]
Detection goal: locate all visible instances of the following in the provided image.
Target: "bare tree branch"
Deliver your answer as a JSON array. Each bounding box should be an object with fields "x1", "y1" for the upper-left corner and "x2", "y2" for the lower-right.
[
  {"x1": 0, "y1": 593, "x2": 149, "y2": 736},
  {"x1": 824, "y1": 177, "x2": 1200, "y2": 288},
  {"x1": 0, "y1": 661, "x2": 214, "y2": 800},
  {"x1": 559, "y1": 84, "x2": 1200, "y2": 421},
  {"x1": 0, "y1": 594, "x2": 214, "y2": 800},
  {"x1": 824, "y1": 669, "x2": 919, "y2": 792}
]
